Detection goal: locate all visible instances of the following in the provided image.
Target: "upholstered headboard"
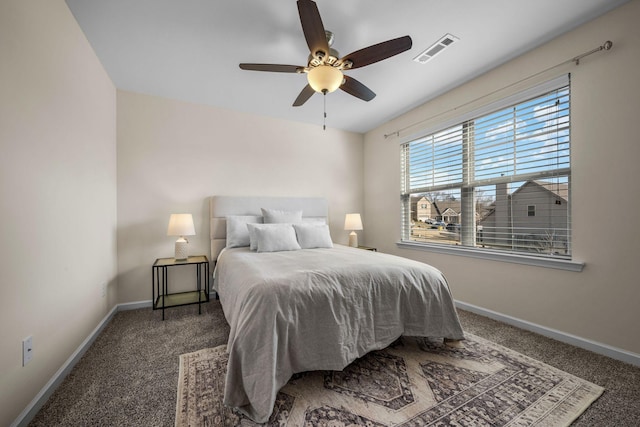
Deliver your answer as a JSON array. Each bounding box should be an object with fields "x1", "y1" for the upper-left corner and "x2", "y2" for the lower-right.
[{"x1": 209, "y1": 196, "x2": 329, "y2": 261}]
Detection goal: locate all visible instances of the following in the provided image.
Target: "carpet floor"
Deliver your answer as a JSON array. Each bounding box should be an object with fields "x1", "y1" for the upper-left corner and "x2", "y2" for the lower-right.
[
  {"x1": 176, "y1": 335, "x2": 603, "y2": 426},
  {"x1": 29, "y1": 300, "x2": 640, "y2": 426}
]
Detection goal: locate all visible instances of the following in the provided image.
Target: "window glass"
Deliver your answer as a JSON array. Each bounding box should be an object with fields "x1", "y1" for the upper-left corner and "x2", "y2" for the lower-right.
[{"x1": 401, "y1": 78, "x2": 571, "y2": 259}]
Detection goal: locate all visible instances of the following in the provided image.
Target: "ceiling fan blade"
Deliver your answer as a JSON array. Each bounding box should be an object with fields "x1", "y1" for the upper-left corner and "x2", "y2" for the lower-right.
[
  {"x1": 340, "y1": 35, "x2": 412, "y2": 69},
  {"x1": 340, "y1": 75, "x2": 376, "y2": 102},
  {"x1": 297, "y1": 0, "x2": 329, "y2": 56},
  {"x1": 239, "y1": 63, "x2": 303, "y2": 73},
  {"x1": 293, "y1": 84, "x2": 316, "y2": 106}
]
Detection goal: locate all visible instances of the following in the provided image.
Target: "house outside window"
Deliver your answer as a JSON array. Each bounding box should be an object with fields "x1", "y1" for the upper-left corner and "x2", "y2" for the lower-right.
[{"x1": 401, "y1": 75, "x2": 571, "y2": 259}]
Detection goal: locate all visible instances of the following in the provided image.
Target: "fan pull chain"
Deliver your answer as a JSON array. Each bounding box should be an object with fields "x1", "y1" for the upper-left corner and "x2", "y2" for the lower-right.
[{"x1": 323, "y1": 90, "x2": 327, "y2": 130}]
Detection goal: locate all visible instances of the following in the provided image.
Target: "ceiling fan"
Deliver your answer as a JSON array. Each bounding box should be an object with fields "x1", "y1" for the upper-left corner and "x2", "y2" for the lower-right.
[{"x1": 239, "y1": 0, "x2": 412, "y2": 107}]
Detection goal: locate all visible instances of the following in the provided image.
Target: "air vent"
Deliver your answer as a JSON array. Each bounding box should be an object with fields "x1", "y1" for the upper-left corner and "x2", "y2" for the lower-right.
[{"x1": 413, "y1": 33, "x2": 459, "y2": 64}]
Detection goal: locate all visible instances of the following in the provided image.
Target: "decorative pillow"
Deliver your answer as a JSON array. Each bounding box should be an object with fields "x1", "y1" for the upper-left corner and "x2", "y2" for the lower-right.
[
  {"x1": 226, "y1": 215, "x2": 263, "y2": 248},
  {"x1": 293, "y1": 223, "x2": 333, "y2": 249},
  {"x1": 247, "y1": 223, "x2": 260, "y2": 251},
  {"x1": 246, "y1": 218, "x2": 303, "y2": 251},
  {"x1": 261, "y1": 208, "x2": 303, "y2": 224},
  {"x1": 247, "y1": 223, "x2": 301, "y2": 253},
  {"x1": 302, "y1": 217, "x2": 327, "y2": 225}
]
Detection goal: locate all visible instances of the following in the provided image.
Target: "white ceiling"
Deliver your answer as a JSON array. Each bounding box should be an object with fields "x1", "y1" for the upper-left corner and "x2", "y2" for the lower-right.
[{"x1": 65, "y1": 0, "x2": 627, "y2": 133}]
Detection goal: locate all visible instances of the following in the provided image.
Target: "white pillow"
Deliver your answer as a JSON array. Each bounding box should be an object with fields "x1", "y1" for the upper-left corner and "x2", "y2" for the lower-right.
[
  {"x1": 293, "y1": 223, "x2": 333, "y2": 249},
  {"x1": 247, "y1": 223, "x2": 301, "y2": 253},
  {"x1": 247, "y1": 223, "x2": 260, "y2": 251},
  {"x1": 261, "y1": 208, "x2": 303, "y2": 224},
  {"x1": 226, "y1": 215, "x2": 263, "y2": 248},
  {"x1": 302, "y1": 217, "x2": 327, "y2": 224}
]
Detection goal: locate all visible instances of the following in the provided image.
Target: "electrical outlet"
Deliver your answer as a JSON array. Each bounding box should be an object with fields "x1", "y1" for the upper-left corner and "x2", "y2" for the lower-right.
[
  {"x1": 23, "y1": 336, "x2": 33, "y2": 366},
  {"x1": 101, "y1": 282, "x2": 107, "y2": 298}
]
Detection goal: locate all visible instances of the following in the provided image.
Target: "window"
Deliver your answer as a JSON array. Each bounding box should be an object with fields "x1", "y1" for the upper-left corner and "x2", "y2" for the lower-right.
[{"x1": 401, "y1": 76, "x2": 571, "y2": 259}]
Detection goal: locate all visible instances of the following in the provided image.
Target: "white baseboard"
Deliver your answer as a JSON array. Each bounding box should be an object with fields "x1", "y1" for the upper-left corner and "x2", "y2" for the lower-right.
[
  {"x1": 13, "y1": 299, "x2": 639, "y2": 426},
  {"x1": 455, "y1": 300, "x2": 640, "y2": 367},
  {"x1": 118, "y1": 299, "x2": 152, "y2": 310},
  {"x1": 12, "y1": 297, "x2": 212, "y2": 426},
  {"x1": 119, "y1": 295, "x2": 217, "y2": 312},
  {"x1": 12, "y1": 304, "x2": 119, "y2": 427}
]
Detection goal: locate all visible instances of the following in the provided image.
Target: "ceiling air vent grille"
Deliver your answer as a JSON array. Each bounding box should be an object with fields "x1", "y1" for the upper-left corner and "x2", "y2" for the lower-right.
[{"x1": 413, "y1": 33, "x2": 459, "y2": 64}]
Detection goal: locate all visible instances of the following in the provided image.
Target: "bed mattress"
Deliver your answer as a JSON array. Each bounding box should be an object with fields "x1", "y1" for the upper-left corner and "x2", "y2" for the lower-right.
[{"x1": 214, "y1": 244, "x2": 465, "y2": 422}]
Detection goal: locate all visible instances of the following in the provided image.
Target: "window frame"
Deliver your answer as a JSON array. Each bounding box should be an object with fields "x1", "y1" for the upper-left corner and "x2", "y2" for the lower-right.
[{"x1": 397, "y1": 75, "x2": 584, "y2": 271}]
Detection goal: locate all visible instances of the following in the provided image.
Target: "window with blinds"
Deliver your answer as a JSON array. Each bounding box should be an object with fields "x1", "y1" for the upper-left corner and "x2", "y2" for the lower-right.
[{"x1": 401, "y1": 75, "x2": 571, "y2": 259}]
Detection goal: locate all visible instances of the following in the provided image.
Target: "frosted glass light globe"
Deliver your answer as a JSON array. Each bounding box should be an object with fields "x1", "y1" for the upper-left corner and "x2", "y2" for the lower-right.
[{"x1": 307, "y1": 65, "x2": 343, "y2": 93}]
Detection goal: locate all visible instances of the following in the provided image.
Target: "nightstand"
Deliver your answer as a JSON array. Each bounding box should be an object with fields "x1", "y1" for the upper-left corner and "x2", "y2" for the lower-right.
[
  {"x1": 357, "y1": 245, "x2": 377, "y2": 251},
  {"x1": 152, "y1": 255, "x2": 210, "y2": 320}
]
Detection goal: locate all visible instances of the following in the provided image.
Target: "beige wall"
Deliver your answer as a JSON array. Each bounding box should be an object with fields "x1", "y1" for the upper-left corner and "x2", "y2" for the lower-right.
[
  {"x1": 0, "y1": 1, "x2": 117, "y2": 425},
  {"x1": 116, "y1": 91, "x2": 364, "y2": 303},
  {"x1": 364, "y1": 1, "x2": 640, "y2": 355}
]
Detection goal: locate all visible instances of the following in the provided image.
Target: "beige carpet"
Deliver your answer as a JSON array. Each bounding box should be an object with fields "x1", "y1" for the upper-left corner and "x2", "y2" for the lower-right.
[{"x1": 176, "y1": 333, "x2": 603, "y2": 426}]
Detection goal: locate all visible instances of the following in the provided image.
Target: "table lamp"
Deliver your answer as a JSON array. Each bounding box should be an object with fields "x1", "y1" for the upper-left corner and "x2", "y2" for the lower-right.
[
  {"x1": 344, "y1": 213, "x2": 363, "y2": 248},
  {"x1": 167, "y1": 214, "x2": 195, "y2": 260}
]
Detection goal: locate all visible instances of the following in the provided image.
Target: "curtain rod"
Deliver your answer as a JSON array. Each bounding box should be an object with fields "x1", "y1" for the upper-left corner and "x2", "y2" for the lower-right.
[{"x1": 383, "y1": 40, "x2": 613, "y2": 139}]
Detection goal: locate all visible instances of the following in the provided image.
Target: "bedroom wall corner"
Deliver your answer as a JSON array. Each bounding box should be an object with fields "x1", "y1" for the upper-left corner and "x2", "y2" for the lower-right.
[
  {"x1": 363, "y1": 0, "x2": 640, "y2": 357},
  {"x1": 0, "y1": 1, "x2": 118, "y2": 425},
  {"x1": 116, "y1": 91, "x2": 364, "y2": 304}
]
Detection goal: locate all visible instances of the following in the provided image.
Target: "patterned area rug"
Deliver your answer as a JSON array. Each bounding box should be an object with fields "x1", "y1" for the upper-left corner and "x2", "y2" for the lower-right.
[{"x1": 176, "y1": 334, "x2": 603, "y2": 426}]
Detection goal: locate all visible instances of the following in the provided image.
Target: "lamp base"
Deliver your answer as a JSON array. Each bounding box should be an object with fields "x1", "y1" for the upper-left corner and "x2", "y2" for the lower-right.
[
  {"x1": 175, "y1": 238, "x2": 189, "y2": 260},
  {"x1": 348, "y1": 231, "x2": 358, "y2": 248}
]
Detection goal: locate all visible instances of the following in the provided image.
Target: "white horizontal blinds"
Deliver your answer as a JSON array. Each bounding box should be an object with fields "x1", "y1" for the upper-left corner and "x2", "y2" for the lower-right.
[
  {"x1": 517, "y1": 178, "x2": 570, "y2": 256},
  {"x1": 472, "y1": 85, "x2": 571, "y2": 257},
  {"x1": 400, "y1": 146, "x2": 411, "y2": 240},
  {"x1": 473, "y1": 177, "x2": 571, "y2": 256},
  {"x1": 401, "y1": 75, "x2": 571, "y2": 258},
  {"x1": 406, "y1": 125, "x2": 463, "y2": 193},
  {"x1": 472, "y1": 85, "x2": 570, "y2": 185}
]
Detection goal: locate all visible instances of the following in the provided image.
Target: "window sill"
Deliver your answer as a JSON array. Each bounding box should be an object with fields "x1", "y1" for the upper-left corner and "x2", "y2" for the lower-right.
[{"x1": 396, "y1": 241, "x2": 584, "y2": 272}]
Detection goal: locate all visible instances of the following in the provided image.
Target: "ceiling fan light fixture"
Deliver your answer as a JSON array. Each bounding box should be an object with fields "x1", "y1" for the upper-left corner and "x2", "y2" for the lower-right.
[
  {"x1": 307, "y1": 65, "x2": 343, "y2": 93},
  {"x1": 239, "y1": 0, "x2": 411, "y2": 107}
]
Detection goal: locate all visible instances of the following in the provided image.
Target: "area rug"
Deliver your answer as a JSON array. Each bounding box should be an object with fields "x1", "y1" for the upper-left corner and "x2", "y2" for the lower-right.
[{"x1": 175, "y1": 334, "x2": 603, "y2": 426}]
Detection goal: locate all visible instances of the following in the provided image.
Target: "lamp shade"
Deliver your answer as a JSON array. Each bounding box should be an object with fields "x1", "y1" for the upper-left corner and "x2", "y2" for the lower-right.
[
  {"x1": 167, "y1": 214, "x2": 195, "y2": 236},
  {"x1": 307, "y1": 65, "x2": 343, "y2": 93},
  {"x1": 344, "y1": 213, "x2": 363, "y2": 231}
]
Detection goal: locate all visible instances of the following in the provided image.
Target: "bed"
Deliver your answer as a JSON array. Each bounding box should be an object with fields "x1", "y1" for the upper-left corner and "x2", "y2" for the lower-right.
[{"x1": 210, "y1": 196, "x2": 464, "y2": 423}]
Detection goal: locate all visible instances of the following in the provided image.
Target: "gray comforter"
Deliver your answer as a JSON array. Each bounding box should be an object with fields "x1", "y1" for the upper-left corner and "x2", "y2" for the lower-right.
[{"x1": 214, "y1": 245, "x2": 464, "y2": 423}]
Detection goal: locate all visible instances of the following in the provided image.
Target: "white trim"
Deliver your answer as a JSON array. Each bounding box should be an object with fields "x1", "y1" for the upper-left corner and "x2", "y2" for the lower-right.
[
  {"x1": 14, "y1": 296, "x2": 638, "y2": 426},
  {"x1": 12, "y1": 295, "x2": 221, "y2": 426},
  {"x1": 118, "y1": 299, "x2": 152, "y2": 310},
  {"x1": 456, "y1": 300, "x2": 640, "y2": 367},
  {"x1": 397, "y1": 240, "x2": 584, "y2": 272},
  {"x1": 11, "y1": 305, "x2": 119, "y2": 427}
]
